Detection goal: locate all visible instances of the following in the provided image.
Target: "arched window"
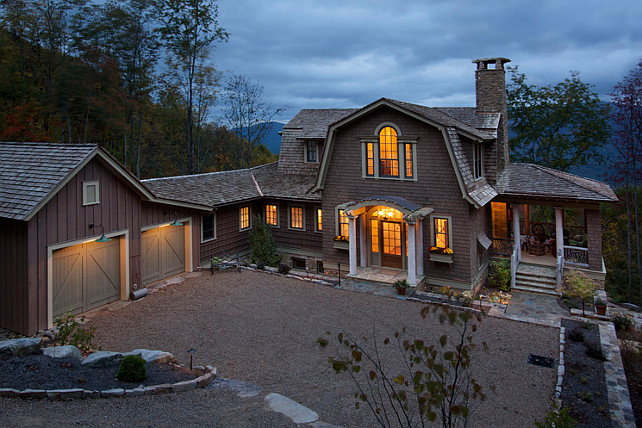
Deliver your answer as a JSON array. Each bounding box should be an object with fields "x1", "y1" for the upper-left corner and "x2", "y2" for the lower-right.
[
  {"x1": 379, "y1": 127, "x2": 399, "y2": 177},
  {"x1": 362, "y1": 124, "x2": 416, "y2": 180}
]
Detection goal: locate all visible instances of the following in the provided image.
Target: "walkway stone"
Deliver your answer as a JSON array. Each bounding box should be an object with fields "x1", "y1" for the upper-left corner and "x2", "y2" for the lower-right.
[
  {"x1": 264, "y1": 392, "x2": 319, "y2": 424},
  {"x1": 337, "y1": 278, "x2": 414, "y2": 300},
  {"x1": 503, "y1": 291, "x2": 568, "y2": 326},
  {"x1": 207, "y1": 377, "x2": 262, "y2": 398}
]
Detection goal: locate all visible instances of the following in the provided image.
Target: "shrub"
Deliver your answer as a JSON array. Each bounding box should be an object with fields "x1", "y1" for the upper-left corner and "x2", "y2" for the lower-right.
[
  {"x1": 584, "y1": 341, "x2": 608, "y2": 361},
  {"x1": 248, "y1": 215, "x2": 280, "y2": 267},
  {"x1": 488, "y1": 260, "x2": 511, "y2": 292},
  {"x1": 53, "y1": 312, "x2": 100, "y2": 353},
  {"x1": 562, "y1": 270, "x2": 597, "y2": 316},
  {"x1": 278, "y1": 263, "x2": 291, "y2": 274},
  {"x1": 535, "y1": 404, "x2": 577, "y2": 428},
  {"x1": 117, "y1": 355, "x2": 147, "y2": 382},
  {"x1": 568, "y1": 327, "x2": 585, "y2": 342},
  {"x1": 256, "y1": 260, "x2": 265, "y2": 270},
  {"x1": 613, "y1": 313, "x2": 633, "y2": 332}
]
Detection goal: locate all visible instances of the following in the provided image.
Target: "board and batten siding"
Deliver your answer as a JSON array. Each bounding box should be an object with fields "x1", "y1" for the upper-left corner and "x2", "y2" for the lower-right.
[{"x1": 0, "y1": 218, "x2": 28, "y2": 334}]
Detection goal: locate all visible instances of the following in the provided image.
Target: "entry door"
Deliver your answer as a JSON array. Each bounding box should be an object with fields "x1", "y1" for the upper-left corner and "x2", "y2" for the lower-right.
[{"x1": 381, "y1": 221, "x2": 403, "y2": 269}]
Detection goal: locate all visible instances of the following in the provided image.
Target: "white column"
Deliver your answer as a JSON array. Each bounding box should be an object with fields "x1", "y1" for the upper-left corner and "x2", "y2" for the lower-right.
[
  {"x1": 416, "y1": 219, "x2": 424, "y2": 276},
  {"x1": 407, "y1": 219, "x2": 417, "y2": 287},
  {"x1": 555, "y1": 207, "x2": 564, "y2": 258},
  {"x1": 359, "y1": 214, "x2": 367, "y2": 267},
  {"x1": 512, "y1": 204, "x2": 521, "y2": 262},
  {"x1": 348, "y1": 214, "x2": 357, "y2": 275}
]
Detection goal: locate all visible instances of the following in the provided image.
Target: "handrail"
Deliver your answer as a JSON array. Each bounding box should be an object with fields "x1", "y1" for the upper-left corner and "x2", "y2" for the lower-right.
[
  {"x1": 563, "y1": 245, "x2": 589, "y2": 267},
  {"x1": 510, "y1": 245, "x2": 518, "y2": 290}
]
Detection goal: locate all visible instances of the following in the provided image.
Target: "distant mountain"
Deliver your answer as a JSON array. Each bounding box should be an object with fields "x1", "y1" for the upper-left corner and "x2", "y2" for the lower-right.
[{"x1": 232, "y1": 122, "x2": 284, "y2": 154}]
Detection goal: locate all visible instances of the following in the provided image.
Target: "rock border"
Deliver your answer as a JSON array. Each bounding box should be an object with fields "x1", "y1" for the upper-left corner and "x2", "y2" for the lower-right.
[{"x1": 0, "y1": 364, "x2": 217, "y2": 400}]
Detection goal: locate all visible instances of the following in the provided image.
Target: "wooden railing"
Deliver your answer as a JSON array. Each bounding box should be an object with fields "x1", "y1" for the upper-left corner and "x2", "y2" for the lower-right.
[
  {"x1": 563, "y1": 245, "x2": 589, "y2": 267},
  {"x1": 492, "y1": 238, "x2": 513, "y2": 256},
  {"x1": 519, "y1": 221, "x2": 585, "y2": 239}
]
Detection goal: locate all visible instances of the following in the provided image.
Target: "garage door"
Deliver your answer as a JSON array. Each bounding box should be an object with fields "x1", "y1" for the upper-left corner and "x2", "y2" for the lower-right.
[
  {"x1": 141, "y1": 225, "x2": 185, "y2": 285},
  {"x1": 52, "y1": 239, "x2": 121, "y2": 318}
]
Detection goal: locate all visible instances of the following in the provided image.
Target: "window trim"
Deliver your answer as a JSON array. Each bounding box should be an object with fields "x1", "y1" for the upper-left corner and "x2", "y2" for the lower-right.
[
  {"x1": 429, "y1": 214, "x2": 453, "y2": 249},
  {"x1": 304, "y1": 140, "x2": 320, "y2": 164},
  {"x1": 315, "y1": 207, "x2": 323, "y2": 233},
  {"x1": 288, "y1": 205, "x2": 305, "y2": 230},
  {"x1": 360, "y1": 123, "x2": 417, "y2": 181},
  {"x1": 335, "y1": 205, "x2": 350, "y2": 238},
  {"x1": 82, "y1": 181, "x2": 100, "y2": 206},
  {"x1": 201, "y1": 213, "x2": 216, "y2": 243},
  {"x1": 265, "y1": 203, "x2": 279, "y2": 228},
  {"x1": 239, "y1": 205, "x2": 251, "y2": 231},
  {"x1": 473, "y1": 143, "x2": 484, "y2": 180}
]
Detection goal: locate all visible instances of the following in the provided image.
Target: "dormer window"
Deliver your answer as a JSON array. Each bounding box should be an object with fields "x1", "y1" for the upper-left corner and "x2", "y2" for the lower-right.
[
  {"x1": 361, "y1": 124, "x2": 416, "y2": 180},
  {"x1": 305, "y1": 140, "x2": 319, "y2": 163},
  {"x1": 473, "y1": 143, "x2": 483, "y2": 180}
]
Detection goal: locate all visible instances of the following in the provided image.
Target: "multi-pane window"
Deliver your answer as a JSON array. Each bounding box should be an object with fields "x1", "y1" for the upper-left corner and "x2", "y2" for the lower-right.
[
  {"x1": 265, "y1": 204, "x2": 278, "y2": 226},
  {"x1": 379, "y1": 126, "x2": 399, "y2": 177},
  {"x1": 316, "y1": 208, "x2": 323, "y2": 231},
  {"x1": 338, "y1": 209, "x2": 349, "y2": 238},
  {"x1": 366, "y1": 142, "x2": 374, "y2": 176},
  {"x1": 290, "y1": 206, "x2": 304, "y2": 229},
  {"x1": 473, "y1": 143, "x2": 483, "y2": 180},
  {"x1": 434, "y1": 217, "x2": 449, "y2": 248},
  {"x1": 240, "y1": 206, "x2": 250, "y2": 230},
  {"x1": 370, "y1": 219, "x2": 379, "y2": 252},
  {"x1": 306, "y1": 141, "x2": 318, "y2": 163},
  {"x1": 201, "y1": 213, "x2": 215, "y2": 242},
  {"x1": 405, "y1": 143, "x2": 413, "y2": 178}
]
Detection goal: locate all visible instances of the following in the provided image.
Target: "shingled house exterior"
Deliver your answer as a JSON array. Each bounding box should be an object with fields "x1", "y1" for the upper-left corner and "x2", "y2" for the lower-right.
[{"x1": 0, "y1": 57, "x2": 618, "y2": 335}]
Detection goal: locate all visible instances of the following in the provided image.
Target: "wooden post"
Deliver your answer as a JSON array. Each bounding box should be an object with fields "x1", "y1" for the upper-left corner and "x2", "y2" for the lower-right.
[
  {"x1": 512, "y1": 205, "x2": 521, "y2": 263},
  {"x1": 359, "y1": 214, "x2": 367, "y2": 267},
  {"x1": 406, "y1": 219, "x2": 417, "y2": 286},
  {"x1": 416, "y1": 219, "x2": 424, "y2": 277},
  {"x1": 555, "y1": 207, "x2": 564, "y2": 259},
  {"x1": 348, "y1": 214, "x2": 357, "y2": 275}
]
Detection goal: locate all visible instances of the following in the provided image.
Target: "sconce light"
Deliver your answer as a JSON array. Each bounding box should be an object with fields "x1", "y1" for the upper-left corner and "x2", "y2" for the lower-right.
[
  {"x1": 95, "y1": 224, "x2": 112, "y2": 242},
  {"x1": 170, "y1": 212, "x2": 183, "y2": 226}
]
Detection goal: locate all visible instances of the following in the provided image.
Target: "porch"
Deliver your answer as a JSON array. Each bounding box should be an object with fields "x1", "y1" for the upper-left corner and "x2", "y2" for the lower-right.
[{"x1": 346, "y1": 266, "x2": 425, "y2": 287}]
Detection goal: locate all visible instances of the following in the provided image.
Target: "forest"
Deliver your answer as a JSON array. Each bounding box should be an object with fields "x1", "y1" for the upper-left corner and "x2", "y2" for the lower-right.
[{"x1": 0, "y1": 0, "x2": 278, "y2": 179}]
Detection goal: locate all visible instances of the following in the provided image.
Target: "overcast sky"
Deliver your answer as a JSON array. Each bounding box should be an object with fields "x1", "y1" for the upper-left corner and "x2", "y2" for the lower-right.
[{"x1": 212, "y1": 0, "x2": 642, "y2": 123}]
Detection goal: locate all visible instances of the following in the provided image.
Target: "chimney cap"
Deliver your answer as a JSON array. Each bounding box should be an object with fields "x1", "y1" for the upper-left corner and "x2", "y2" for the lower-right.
[{"x1": 472, "y1": 57, "x2": 511, "y2": 71}]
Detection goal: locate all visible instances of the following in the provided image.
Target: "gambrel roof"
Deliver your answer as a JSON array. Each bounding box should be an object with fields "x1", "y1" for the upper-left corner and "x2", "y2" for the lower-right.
[{"x1": 0, "y1": 142, "x2": 208, "y2": 221}]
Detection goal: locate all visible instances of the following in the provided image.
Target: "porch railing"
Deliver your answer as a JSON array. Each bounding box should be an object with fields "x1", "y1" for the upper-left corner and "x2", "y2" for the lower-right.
[
  {"x1": 492, "y1": 238, "x2": 513, "y2": 256},
  {"x1": 510, "y1": 245, "x2": 518, "y2": 290},
  {"x1": 556, "y1": 249, "x2": 564, "y2": 288},
  {"x1": 563, "y1": 245, "x2": 589, "y2": 267},
  {"x1": 519, "y1": 221, "x2": 585, "y2": 238}
]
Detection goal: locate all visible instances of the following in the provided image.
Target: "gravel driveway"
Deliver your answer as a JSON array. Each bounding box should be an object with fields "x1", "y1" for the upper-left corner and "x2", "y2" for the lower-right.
[{"x1": 0, "y1": 270, "x2": 559, "y2": 427}]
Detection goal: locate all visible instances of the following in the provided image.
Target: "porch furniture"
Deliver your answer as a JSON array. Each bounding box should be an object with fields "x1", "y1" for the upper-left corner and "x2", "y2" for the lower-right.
[{"x1": 528, "y1": 224, "x2": 546, "y2": 256}]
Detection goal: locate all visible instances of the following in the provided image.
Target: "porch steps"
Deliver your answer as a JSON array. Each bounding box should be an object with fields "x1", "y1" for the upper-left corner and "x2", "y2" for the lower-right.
[{"x1": 513, "y1": 263, "x2": 560, "y2": 296}]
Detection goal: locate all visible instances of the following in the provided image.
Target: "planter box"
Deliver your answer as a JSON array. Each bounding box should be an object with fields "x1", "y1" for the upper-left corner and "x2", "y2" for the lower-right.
[
  {"x1": 429, "y1": 253, "x2": 453, "y2": 264},
  {"x1": 333, "y1": 241, "x2": 349, "y2": 250}
]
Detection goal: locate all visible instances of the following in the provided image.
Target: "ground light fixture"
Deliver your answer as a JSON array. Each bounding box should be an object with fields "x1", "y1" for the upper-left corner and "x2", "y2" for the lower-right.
[{"x1": 188, "y1": 348, "x2": 196, "y2": 370}]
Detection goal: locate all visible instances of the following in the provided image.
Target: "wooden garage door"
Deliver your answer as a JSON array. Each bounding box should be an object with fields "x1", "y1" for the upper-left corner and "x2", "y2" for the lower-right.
[
  {"x1": 52, "y1": 239, "x2": 120, "y2": 318},
  {"x1": 141, "y1": 225, "x2": 185, "y2": 285}
]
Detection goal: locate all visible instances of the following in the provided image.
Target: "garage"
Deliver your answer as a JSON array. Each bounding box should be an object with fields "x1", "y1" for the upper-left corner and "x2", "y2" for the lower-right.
[
  {"x1": 52, "y1": 238, "x2": 121, "y2": 318},
  {"x1": 141, "y1": 225, "x2": 186, "y2": 285}
]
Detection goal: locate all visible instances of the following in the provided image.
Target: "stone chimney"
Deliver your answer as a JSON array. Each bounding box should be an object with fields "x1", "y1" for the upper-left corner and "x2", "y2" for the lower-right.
[{"x1": 472, "y1": 57, "x2": 511, "y2": 182}]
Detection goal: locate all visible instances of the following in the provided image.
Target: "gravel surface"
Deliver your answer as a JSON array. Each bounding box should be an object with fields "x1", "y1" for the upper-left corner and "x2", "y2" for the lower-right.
[{"x1": 0, "y1": 270, "x2": 559, "y2": 427}]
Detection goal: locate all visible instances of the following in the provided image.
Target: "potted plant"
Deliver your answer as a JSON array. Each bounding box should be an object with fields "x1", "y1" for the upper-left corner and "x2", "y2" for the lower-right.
[
  {"x1": 394, "y1": 279, "x2": 409, "y2": 295},
  {"x1": 333, "y1": 235, "x2": 349, "y2": 250},
  {"x1": 428, "y1": 246, "x2": 454, "y2": 264},
  {"x1": 594, "y1": 298, "x2": 607, "y2": 316}
]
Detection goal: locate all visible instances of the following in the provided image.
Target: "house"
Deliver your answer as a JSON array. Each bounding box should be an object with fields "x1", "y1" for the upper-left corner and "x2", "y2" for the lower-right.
[{"x1": 0, "y1": 57, "x2": 618, "y2": 335}]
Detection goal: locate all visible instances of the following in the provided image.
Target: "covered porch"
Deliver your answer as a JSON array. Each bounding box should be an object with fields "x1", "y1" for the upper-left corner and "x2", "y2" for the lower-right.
[{"x1": 341, "y1": 196, "x2": 433, "y2": 287}]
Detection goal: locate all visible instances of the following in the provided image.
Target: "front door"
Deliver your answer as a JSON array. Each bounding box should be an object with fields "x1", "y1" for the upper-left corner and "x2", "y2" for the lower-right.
[{"x1": 381, "y1": 221, "x2": 403, "y2": 269}]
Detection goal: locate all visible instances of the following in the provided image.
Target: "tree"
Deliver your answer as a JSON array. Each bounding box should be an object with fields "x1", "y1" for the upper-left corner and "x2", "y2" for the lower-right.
[
  {"x1": 156, "y1": 0, "x2": 228, "y2": 174},
  {"x1": 224, "y1": 74, "x2": 286, "y2": 169},
  {"x1": 506, "y1": 67, "x2": 610, "y2": 171},
  {"x1": 318, "y1": 305, "x2": 490, "y2": 428},
  {"x1": 248, "y1": 215, "x2": 280, "y2": 267}
]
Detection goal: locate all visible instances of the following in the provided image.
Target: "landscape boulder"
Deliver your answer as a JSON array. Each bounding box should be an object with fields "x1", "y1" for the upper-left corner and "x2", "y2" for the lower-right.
[
  {"x1": 42, "y1": 345, "x2": 82, "y2": 361},
  {"x1": 82, "y1": 351, "x2": 123, "y2": 367},
  {"x1": 125, "y1": 349, "x2": 176, "y2": 364},
  {"x1": 0, "y1": 338, "x2": 42, "y2": 356}
]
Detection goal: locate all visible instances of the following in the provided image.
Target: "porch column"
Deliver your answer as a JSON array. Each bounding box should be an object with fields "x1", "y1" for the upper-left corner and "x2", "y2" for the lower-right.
[
  {"x1": 512, "y1": 204, "x2": 521, "y2": 262},
  {"x1": 359, "y1": 214, "x2": 367, "y2": 267},
  {"x1": 348, "y1": 213, "x2": 358, "y2": 275},
  {"x1": 416, "y1": 219, "x2": 424, "y2": 276},
  {"x1": 555, "y1": 207, "x2": 564, "y2": 258},
  {"x1": 407, "y1": 219, "x2": 417, "y2": 287}
]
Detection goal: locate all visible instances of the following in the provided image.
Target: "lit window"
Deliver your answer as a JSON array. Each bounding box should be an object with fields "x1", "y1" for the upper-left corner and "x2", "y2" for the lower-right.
[
  {"x1": 201, "y1": 213, "x2": 216, "y2": 242},
  {"x1": 316, "y1": 208, "x2": 323, "y2": 231},
  {"x1": 366, "y1": 142, "x2": 374, "y2": 176},
  {"x1": 83, "y1": 181, "x2": 100, "y2": 206},
  {"x1": 433, "y1": 218, "x2": 450, "y2": 249},
  {"x1": 305, "y1": 141, "x2": 318, "y2": 163},
  {"x1": 240, "y1": 206, "x2": 250, "y2": 230},
  {"x1": 265, "y1": 204, "x2": 278, "y2": 226},
  {"x1": 379, "y1": 126, "x2": 399, "y2": 177},
  {"x1": 405, "y1": 143, "x2": 413, "y2": 178},
  {"x1": 473, "y1": 144, "x2": 483, "y2": 180},
  {"x1": 338, "y1": 209, "x2": 350, "y2": 238},
  {"x1": 290, "y1": 206, "x2": 304, "y2": 229},
  {"x1": 370, "y1": 219, "x2": 379, "y2": 252}
]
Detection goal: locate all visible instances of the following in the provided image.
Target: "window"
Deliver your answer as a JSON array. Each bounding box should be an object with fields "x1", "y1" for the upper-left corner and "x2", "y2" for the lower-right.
[
  {"x1": 240, "y1": 206, "x2": 250, "y2": 230},
  {"x1": 316, "y1": 261, "x2": 324, "y2": 274},
  {"x1": 361, "y1": 125, "x2": 416, "y2": 180},
  {"x1": 315, "y1": 208, "x2": 323, "y2": 232},
  {"x1": 338, "y1": 209, "x2": 349, "y2": 238},
  {"x1": 370, "y1": 219, "x2": 379, "y2": 252},
  {"x1": 82, "y1": 181, "x2": 100, "y2": 206},
  {"x1": 201, "y1": 213, "x2": 216, "y2": 242},
  {"x1": 291, "y1": 257, "x2": 307, "y2": 269},
  {"x1": 473, "y1": 143, "x2": 483, "y2": 180},
  {"x1": 289, "y1": 206, "x2": 304, "y2": 230},
  {"x1": 265, "y1": 204, "x2": 278, "y2": 227},
  {"x1": 305, "y1": 140, "x2": 319, "y2": 163},
  {"x1": 431, "y1": 215, "x2": 452, "y2": 249}
]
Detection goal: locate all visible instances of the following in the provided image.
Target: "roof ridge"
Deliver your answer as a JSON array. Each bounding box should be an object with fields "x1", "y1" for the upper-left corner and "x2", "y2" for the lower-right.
[
  {"x1": 142, "y1": 168, "x2": 251, "y2": 182},
  {"x1": 530, "y1": 164, "x2": 612, "y2": 197}
]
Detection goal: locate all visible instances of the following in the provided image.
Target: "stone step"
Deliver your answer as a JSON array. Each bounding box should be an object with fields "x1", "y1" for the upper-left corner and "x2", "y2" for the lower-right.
[
  {"x1": 515, "y1": 278, "x2": 558, "y2": 290},
  {"x1": 516, "y1": 266, "x2": 557, "y2": 278},
  {"x1": 515, "y1": 271, "x2": 557, "y2": 284},
  {"x1": 512, "y1": 284, "x2": 561, "y2": 296}
]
